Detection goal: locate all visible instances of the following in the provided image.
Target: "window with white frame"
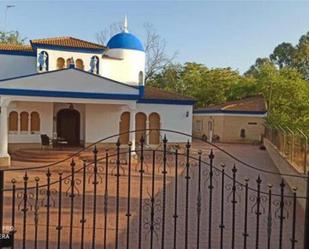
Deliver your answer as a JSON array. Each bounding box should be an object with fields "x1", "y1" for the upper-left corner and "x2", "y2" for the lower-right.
[{"x1": 194, "y1": 120, "x2": 203, "y2": 132}]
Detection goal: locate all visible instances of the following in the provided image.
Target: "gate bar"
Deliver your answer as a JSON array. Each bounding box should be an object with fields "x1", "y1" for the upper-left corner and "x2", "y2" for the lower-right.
[
  {"x1": 304, "y1": 172, "x2": 309, "y2": 249},
  {"x1": 0, "y1": 170, "x2": 3, "y2": 237}
]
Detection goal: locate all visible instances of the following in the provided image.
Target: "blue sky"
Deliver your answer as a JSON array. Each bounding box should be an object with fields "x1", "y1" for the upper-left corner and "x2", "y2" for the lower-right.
[{"x1": 1, "y1": 1, "x2": 309, "y2": 73}]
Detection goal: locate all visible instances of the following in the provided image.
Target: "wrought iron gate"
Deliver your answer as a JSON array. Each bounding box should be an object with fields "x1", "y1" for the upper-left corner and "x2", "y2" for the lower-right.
[{"x1": 0, "y1": 129, "x2": 308, "y2": 249}]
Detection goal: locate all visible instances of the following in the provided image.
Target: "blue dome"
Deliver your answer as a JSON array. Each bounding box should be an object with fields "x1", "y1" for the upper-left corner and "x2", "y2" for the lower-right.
[{"x1": 107, "y1": 32, "x2": 144, "y2": 51}]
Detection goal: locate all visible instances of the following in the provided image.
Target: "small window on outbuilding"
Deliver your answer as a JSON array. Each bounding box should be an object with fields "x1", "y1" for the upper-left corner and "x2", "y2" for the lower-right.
[
  {"x1": 248, "y1": 122, "x2": 258, "y2": 125},
  {"x1": 20, "y1": 112, "x2": 29, "y2": 132},
  {"x1": 240, "y1": 129, "x2": 246, "y2": 138},
  {"x1": 8, "y1": 111, "x2": 18, "y2": 132},
  {"x1": 194, "y1": 120, "x2": 203, "y2": 132}
]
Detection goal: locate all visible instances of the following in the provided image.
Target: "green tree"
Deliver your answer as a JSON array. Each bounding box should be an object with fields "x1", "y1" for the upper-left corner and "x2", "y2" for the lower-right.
[
  {"x1": 245, "y1": 57, "x2": 275, "y2": 77},
  {"x1": 0, "y1": 31, "x2": 26, "y2": 44},
  {"x1": 270, "y1": 42, "x2": 295, "y2": 69},
  {"x1": 293, "y1": 32, "x2": 309, "y2": 79}
]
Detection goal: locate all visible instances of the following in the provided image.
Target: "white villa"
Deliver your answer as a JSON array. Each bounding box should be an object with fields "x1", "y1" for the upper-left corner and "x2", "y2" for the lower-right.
[{"x1": 0, "y1": 19, "x2": 194, "y2": 166}]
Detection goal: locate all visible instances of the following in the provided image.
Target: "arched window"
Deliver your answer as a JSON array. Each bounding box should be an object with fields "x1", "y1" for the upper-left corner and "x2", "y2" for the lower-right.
[
  {"x1": 149, "y1": 113, "x2": 160, "y2": 144},
  {"x1": 8, "y1": 111, "x2": 18, "y2": 132},
  {"x1": 119, "y1": 112, "x2": 130, "y2": 144},
  {"x1": 135, "y1": 112, "x2": 147, "y2": 144},
  {"x1": 76, "y1": 59, "x2": 84, "y2": 70},
  {"x1": 66, "y1": 58, "x2": 72, "y2": 68},
  {"x1": 38, "y1": 51, "x2": 49, "y2": 71},
  {"x1": 90, "y1": 56, "x2": 100, "y2": 74},
  {"x1": 138, "y1": 71, "x2": 144, "y2": 85},
  {"x1": 56, "y1": 57, "x2": 65, "y2": 69},
  {"x1": 31, "y1": 112, "x2": 40, "y2": 133},
  {"x1": 20, "y1": 112, "x2": 29, "y2": 132}
]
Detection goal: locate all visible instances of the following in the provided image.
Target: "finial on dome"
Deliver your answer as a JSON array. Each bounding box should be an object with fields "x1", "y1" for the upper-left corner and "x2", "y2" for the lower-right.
[{"x1": 123, "y1": 15, "x2": 128, "y2": 33}]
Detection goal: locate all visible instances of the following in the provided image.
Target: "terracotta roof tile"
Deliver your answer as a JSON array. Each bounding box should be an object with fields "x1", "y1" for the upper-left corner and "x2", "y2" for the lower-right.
[
  {"x1": 143, "y1": 86, "x2": 194, "y2": 101},
  {"x1": 195, "y1": 95, "x2": 266, "y2": 113},
  {"x1": 31, "y1": 36, "x2": 105, "y2": 50},
  {"x1": 0, "y1": 44, "x2": 33, "y2": 52}
]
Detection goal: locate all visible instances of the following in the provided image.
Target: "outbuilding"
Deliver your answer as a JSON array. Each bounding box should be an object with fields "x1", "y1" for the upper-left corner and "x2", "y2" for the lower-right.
[{"x1": 193, "y1": 96, "x2": 267, "y2": 143}]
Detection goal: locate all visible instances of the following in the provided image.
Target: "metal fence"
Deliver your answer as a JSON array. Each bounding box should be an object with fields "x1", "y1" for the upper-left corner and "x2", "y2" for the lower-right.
[
  {"x1": 265, "y1": 126, "x2": 308, "y2": 174},
  {"x1": 0, "y1": 129, "x2": 308, "y2": 249}
]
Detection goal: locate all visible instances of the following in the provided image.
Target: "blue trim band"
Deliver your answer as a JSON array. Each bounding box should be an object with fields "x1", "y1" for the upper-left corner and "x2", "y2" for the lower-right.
[
  {"x1": 139, "y1": 85, "x2": 144, "y2": 97},
  {"x1": 0, "y1": 88, "x2": 139, "y2": 100},
  {"x1": 138, "y1": 98, "x2": 195, "y2": 105},
  {"x1": 193, "y1": 109, "x2": 267, "y2": 115},
  {"x1": 0, "y1": 50, "x2": 36, "y2": 57},
  {"x1": 31, "y1": 44, "x2": 104, "y2": 53}
]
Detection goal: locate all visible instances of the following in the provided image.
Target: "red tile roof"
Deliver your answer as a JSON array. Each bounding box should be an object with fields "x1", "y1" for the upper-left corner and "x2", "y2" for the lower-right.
[
  {"x1": 0, "y1": 44, "x2": 33, "y2": 52},
  {"x1": 30, "y1": 36, "x2": 105, "y2": 50},
  {"x1": 143, "y1": 86, "x2": 194, "y2": 101},
  {"x1": 196, "y1": 95, "x2": 266, "y2": 113}
]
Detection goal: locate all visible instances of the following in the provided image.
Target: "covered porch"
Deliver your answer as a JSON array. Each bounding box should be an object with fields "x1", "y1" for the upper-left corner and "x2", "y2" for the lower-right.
[
  {"x1": 0, "y1": 96, "x2": 142, "y2": 166},
  {"x1": 0, "y1": 96, "x2": 163, "y2": 166}
]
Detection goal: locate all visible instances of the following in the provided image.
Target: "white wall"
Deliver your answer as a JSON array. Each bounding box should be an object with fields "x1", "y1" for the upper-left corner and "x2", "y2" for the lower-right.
[
  {"x1": 37, "y1": 48, "x2": 102, "y2": 72},
  {"x1": 5, "y1": 101, "x2": 193, "y2": 145},
  {"x1": 136, "y1": 103, "x2": 193, "y2": 142},
  {"x1": 0, "y1": 69, "x2": 139, "y2": 95},
  {"x1": 85, "y1": 103, "x2": 193, "y2": 144},
  {"x1": 103, "y1": 48, "x2": 145, "y2": 86},
  {"x1": 85, "y1": 104, "x2": 123, "y2": 143},
  {"x1": 0, "y1": 54, "x2": 36, "y2": 80},
  {"x1": 8, "y1": 101, "x2": 53, "y2": 143}
]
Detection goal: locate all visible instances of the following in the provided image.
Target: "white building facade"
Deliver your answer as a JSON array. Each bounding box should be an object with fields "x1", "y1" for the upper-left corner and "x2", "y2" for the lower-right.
[{"x1": 0, "y1": 22, "x2": 194, "y2": 166}]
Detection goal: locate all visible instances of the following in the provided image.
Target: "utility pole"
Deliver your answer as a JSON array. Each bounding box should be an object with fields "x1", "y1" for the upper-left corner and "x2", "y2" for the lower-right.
[{"x1": 3, "y1": 5, "x2": 15, "y2": 32}]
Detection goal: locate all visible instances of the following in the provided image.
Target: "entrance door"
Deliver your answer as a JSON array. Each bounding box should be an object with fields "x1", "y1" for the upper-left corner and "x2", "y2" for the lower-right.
[{"x1": 57, "y1": 109, "x2": 80, "y2": 146}]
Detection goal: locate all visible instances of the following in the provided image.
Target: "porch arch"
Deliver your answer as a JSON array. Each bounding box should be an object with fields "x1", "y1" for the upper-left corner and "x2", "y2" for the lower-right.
[
  {"x1": 57, "y1": 109, "x2": 80, "y2": 145},
  {"x1": 20, "y1": 112, "x2": 29, "y2": 132},
  {"x1": 135, "y1": 112, "x2": 147, "y2": 144},
  {"x1": 8, "y1": 111, "x2": 18, "y2": 132},
  {"x1": 119, "y1": 112, "x2": 130, "y2": 144},
  {"x1": 31, "y1": 112, "x2": 40, "y2": 132},
  {"x1": 149, "y1": 112, "x2": 160, "y2": 145}
]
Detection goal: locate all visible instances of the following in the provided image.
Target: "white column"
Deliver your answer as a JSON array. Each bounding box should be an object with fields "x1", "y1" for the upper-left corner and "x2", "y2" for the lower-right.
[
  {"x1": 129, "y1": 110, "x2": 136, "y2": 153},
  {"x1": 0, "y1": 98, "x2": 11, "y2": 167}
]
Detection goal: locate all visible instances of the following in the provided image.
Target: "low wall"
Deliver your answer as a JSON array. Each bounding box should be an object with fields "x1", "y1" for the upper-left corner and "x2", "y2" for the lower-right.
[{"x1": 264, "y1": 138, "x2": 307, "y2": 210}]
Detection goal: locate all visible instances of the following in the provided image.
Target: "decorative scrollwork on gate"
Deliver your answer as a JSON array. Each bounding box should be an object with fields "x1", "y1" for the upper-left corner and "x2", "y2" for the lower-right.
[
  {"x1": 273, "y1": 199, "x2": 292, "y2": 220},
  {"x1": 249, "y1": 194, "x2": 267, "y2": 214},
  {"x1": 143, "y1": 195, "x2": 162, "y2": 239},
  {"x1": 17, "y1": 192, "x2": 35, "y2": 211},
  {"x1": 64, "y1": 178, "x2": 81, "y2": 196},
  {"x1": 39, "y1": 188, "x2": 58, "y2": 208}
]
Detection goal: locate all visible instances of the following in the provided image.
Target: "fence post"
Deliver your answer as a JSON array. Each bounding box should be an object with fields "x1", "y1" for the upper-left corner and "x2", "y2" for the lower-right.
[
  {"x1": 304, "y1": 172, "x2": 309, "y2": 249},
  {"x1": 0, "y1": 170, "x2": 3, "y2": 237}
]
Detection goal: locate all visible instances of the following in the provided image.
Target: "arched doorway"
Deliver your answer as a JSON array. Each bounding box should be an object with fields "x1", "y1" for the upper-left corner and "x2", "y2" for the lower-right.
[
  {"x1": 57, "y1": 109, "x2": 80, "y2": 146},
  {"x1": 135, "y1": 112, "x2": 147, "y2": 144},
  {"x1": 119, "y1": 112, "x2": 130, "y2": 144},
  {"x1": 149, "y1": 113, "x2": 160, "y2": 145}
]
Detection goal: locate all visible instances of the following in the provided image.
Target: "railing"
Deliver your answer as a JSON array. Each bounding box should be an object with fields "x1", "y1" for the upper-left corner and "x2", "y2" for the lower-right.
[
  {"x1": 265, "y1": 125, "x2": 308, "y2": 174},
  {"x1": 0, "y1": 129, "x2": 308, "y2": 249}
]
